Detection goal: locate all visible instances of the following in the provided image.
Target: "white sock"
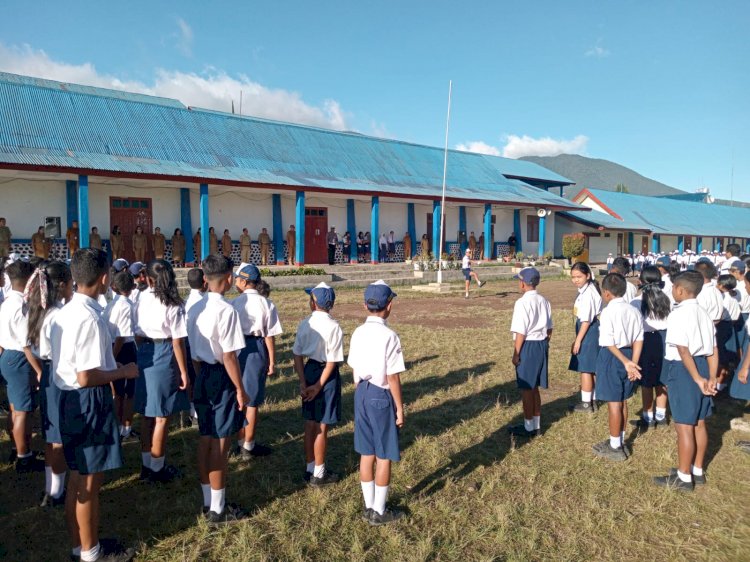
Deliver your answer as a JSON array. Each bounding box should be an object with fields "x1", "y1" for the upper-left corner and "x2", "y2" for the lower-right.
[
  {"x1": 691, "y1": 465, "x2": 704, "y2": 476},
  {"x1": 190, "y1": 403, "x2": 198, "y2": 419},
  {"x1": 242, "y1": 440, "x2": 255, "y2": 451},
  {"x1": 361, "y1": 480, "x2": 375, "y2": 509},
  {"x1": 609, "y1": 435, "x2": 621, "y2": 449},
  {"x1": 676, "y1": 470, "x2": 692, "y2": 483},
  {"x1": 524, "y1": 419, "x2": 534, "y2": 432},
  {"x1": 44, "y1": 466, "x2": 52, "y2": 495},
  {"x1": 17, "y1": 451, "x2": 32, "y2": 459},
  {"x1": 210, "y1": 487, "x2": 226, "y2": 514},
  {"x1": 643, "y1": 410, "x2": 654, "y2": 421},
  {"x1": 533, "y1": 416, "x2": 541, "y2": 431},
  {"x1": 141, "y1": 452, "x2": 152, "y2": 468},
  {"x1": 373, "y1": 485, "x2": 389, "y2": 516},
  {"x1": 80, "y1": 543, "x2": 101, "y2": 562},
  {"x1": 151, "y1": 455, "x2": 165, "y2": 473},
  {"x1": 50, "y1": 471, "x2": 65, "y2": 499},
  {"x1": 306, "y1": 461, "x2": 315, "y2": 473},
  {"x1": 581, "y1": 391, "x2": 592, "y2": 402},
  {"x1": 201, "y1": 483, "x2": 211, "y2": 507},
  {"x1": 655, "y1": 407, "x2": 667, "y2": 421},
  {"x1": 313, "y1": 464, "x2": 325, "y2": 478}
]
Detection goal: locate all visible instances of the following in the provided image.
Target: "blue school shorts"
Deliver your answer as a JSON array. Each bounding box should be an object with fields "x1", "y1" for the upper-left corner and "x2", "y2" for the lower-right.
[
  {"x1": 462, "y1": 268, "x2": 472, "y2": 281},
  {"x1": 516, "y1": 339, "x2": 549, "y2": 390},
  {"x1": 354, "y1": 381, "x2": 400, "y2": 461},
  {"x1": 302, "y1": 360, "x2": 341, "y2": 425},
  {"x1": 734, "y1": 313, "x2": 748, "y2": 361},
  {"x1": 135, "y1": 340, "x2": 189, "y2": 418},
  {"x1": 185, "y1": 340, "x2": 198, "y2": 388},
  {"x1": 60, "y1": 385, "x2": 123, "y2": 474},
  {"x1": 238, "y1": 335, "x2": 269, "y2": 407},
  {"x1": 194, "y1": 362, "x2": 245, "y2": 439},
  {"x1": 716, "y1": 320, "x2": 739, "y2": 367},
  {"x1": 39, "y1": 361, "x2": 62, "y2": 444},
  {"x1": 664, "y1": 357, "x2": 713, "y2": 425},
  {"x1": 112, "y1": 341, "x2": 137, "y2": 398},
  {"x1": 0, "y1": 349, "x2": 37, "y2": 412},
  {"x1": 595, "y1": 346, "x2": 635, "y2": 402},
  {"x1": 639, "y1": 330, "x2": 667, "y2": 388},
  {"x1": 568, "y1": 319, "x2": 600, "y2": 373},
  {"x1": 729, "y1": 338, "x2": 750, "y2": 400}
]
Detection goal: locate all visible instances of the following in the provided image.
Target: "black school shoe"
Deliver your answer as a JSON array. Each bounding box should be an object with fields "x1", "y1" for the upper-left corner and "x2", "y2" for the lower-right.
[
  {"x1": 653, "y1": 472, "x2": 694, "y2": 492},
  {"x1": 308, "y1": 469, "x2": 340, "y2": 488},
  {"x1": 361, "y1": 508, "x2": 373, "y2": 522},
  {"x1": 139, "y1": 466, "x2": 152, "y2": 481},
  {"x1": 571, "y1": 401, "x2": 596, "y2": 414},
  {"x1": 669, "y1": 467, "x2": 706, "y2": 486},
  {"x1": 368, "y1": 507, "x2": 405, "y2": 526},
  {"x1": 630, "y1": 417, "x2": 656, "y2": 429},
  {"x1": 15, "y1": 455, "x2": 45, "y2": 474},
  {"x1": 148, "y1": 464, "x2": 182, "y2": 484},
  {"x1": 205, "y1": 503, "x2": 248, "y2": 525},
  {"x1": 303, "y1": 470, "x2": 312, "y2": 483},
  {"x1": 507, "y1": 424, "x2": 540, "y2": 438},
  {"x1": 239, "y1": 443, "x2": 273, "y2": 461},
  {"x1": 40, "y1": 490, "x2": 66, "y2": 508},
  {"x1": 592, "y1": 440, "x2": 628, "y2": 461}
]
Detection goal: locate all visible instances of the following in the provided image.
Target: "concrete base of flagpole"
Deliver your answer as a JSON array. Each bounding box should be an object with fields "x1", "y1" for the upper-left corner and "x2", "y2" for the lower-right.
[{"x1": 410, "y1": 282, "x2": 453, "y2": 293}]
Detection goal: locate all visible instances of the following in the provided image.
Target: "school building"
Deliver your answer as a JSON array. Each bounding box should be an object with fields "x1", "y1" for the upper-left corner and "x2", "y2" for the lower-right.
[
  {"x1": 0, "y1": 71, "x2": 585, "y2": 266},
  {"x1": 556, "y1": 188, "x2": 750, "y2": 263}
]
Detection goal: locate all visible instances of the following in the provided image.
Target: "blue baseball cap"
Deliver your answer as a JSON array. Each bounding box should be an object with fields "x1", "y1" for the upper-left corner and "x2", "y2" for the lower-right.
[
  {"x1": 305, "y1": 282, "x2": 335, "y2": 310},
  {"x1": 655, "y1": 256, "x2": 671, "y2": 267},
  {"x1": 730, "y1": 261, "x2": 746, "y2": 273},
  {"x1": 696, "y1": 257, "x2": 713, "y2": 265},
  {"x1": 514, "y1": 267, "x2": 540, "y2": 286},
  {"x1": 112, "y1": 258, "x2": 129, "y2": 273},
  {"x1": 234, "y1": 262, "x2": 261, "y2": 282},
  {"x1": 364, "y1": 279, "x2": 397, "y2": 309},
  {"x1": 128, "y1": 261, "x2": 145, "y2": 276}
]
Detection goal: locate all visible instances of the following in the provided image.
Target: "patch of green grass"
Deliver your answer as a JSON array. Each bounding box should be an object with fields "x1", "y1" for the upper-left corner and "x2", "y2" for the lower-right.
[{"x1": 0, "y1": 280, "x2": 748, "y2": 561}]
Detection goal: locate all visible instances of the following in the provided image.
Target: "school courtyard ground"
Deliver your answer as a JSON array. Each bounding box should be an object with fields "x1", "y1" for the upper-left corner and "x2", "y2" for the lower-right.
[{"x1": 1, "y1": 279, "x2": 749, "y2": 561}]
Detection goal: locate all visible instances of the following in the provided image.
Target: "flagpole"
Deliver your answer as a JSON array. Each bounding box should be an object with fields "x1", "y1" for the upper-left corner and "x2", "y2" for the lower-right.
[{"x1": 437, "y1": 80, "x2": 452, "y2": 285}]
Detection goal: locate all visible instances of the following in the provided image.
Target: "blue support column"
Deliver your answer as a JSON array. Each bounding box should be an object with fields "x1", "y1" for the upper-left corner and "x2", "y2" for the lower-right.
[
  {"x1": 199, "y1": 183, "x2": 209, "y2": 260},
  {"x1": 295, "y1": 191, "x2": 305, "y2": 265},
  {"x1": 407, "y1": 203, "x2": 416, "y2": 258},
  {"x1": 484, "y1": 204, "x2": 492, "y2": 260},
  {"x1": 627, "y1": 232, "x2": 634, "y2": 254},
  {"x1": 696, "y1": 236, "x2": 703, "y2": 253},
  {"x1": 539, "y1": 215, "x2": 546, "y2": 257},
  {"x1": 677, "y1": 235, "x2": 684, "y2": 253},
  {"x1": 746, "y1": 239, "x2": 750, "y2": 254},
  {"x1": 432, "y1": 200, "x2": 441, "y2": 258},
  {"x1": 371, "y1": 196, "x2": 380, "y2": 263},
  {"x1": 65, "y1": 180, "x2": 78, "y2": 231},
  {"x1": 513, "y1": 209, "x2": 522, "y2": 253},
  {"x1": 346, "y1": 199, "x2": 356, "y2": 263},
  {"x1": 458, "y1": 205, "x2": 467, "y2": 254},
  {"x1": 651, "y1": 234, "x2": 659, "y2": 253},
  {"x1": 180, "y1": 188, "x2": 194, "y2": 264},
  {"x1": 272, "y1": 194, "x2": 284, "y2": 265},
  {"x1": 77, "y1": 175, "x2": 90, "y2": 248},
  {"x1": 715, "y1": 238, "x2": 721, "y2": 252}
]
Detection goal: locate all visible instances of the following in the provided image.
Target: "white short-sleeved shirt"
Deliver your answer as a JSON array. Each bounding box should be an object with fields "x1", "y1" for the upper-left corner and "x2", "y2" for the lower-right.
[
  {"x1": 0, "y1": 290, "x2": 28, "y2": 351},
  {"x1": 625, "y1": 281, "x2": 637, "y2": 303},
  {"x1": 186, "y1": 292, "x2": 245, "y2": 365},
  {"x1": 134, "y1": 287, "x2": 187, "y2": 340},
  {"x1": 696, "y1": 283, "x2": 723, "y2": 322},
  {"x1": 598, "y1": 297, "x2": 644, "y2": 349},
  {"x1": 292, "y1": 310, "x2": 344, "y2": 363},
  {"x1": 720, "y1": 256, "x2": 741, "y2": 274},
  {"x1": 630, "y1": 297, "x2": 669, "y2": 332},
  {"x1": 661, "y1": 275, "x2": 675, "y2": 305},
  {"x1": 38, "y1": 302, "x2": 65, "y2": 360},
  {"x1": 462, "y1": 255, "x2": 471, "y2": 269},
  {"x1": 573, "y1": 282, "x2": 602, "y2": 323},
  {"x1": 665, "y1": 299, "x2": 716, "y2": 361},
  {"x1": 510, "y1": 290, "x2": 553, "y2": 341},
  {"x1": 721, "y1": 291, "x2": 741, "y2": 322},
  {"x1": 738, "y1": 282, "x2": 750, "y2": 314},
  {"x1": 51, "y1": 293, "x2": 117, "y2": 390},
  {"x1": 128, "y1": 287, "x2": 143, "y2": 306},
  {"x1": 104, "y1": 294, "x2": 135, "y2": 343},
  {"x1": 184, "y1": 289, "x2": 205, "y2": 316},
  {"x1": 347, "y1": 316, "x2": 405, "y2": 388},
  {"x1": 231, "y1": 289, "x2": 283, "y2": 337}
]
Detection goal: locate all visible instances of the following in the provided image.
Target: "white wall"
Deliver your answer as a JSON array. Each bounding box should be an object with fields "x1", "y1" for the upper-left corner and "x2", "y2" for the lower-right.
[
  {"x1": 660, "y1": 235, "x2": 678, "y2": 252},
  {"x1": 0, "y1": 178, "x2": 67, "y2": 237},
  {"x1": 379, "y1": 200, "x2": 408, "y2": 236},
  {"x1": 580, "y1": 196, "x2": 610, "y2": 215}
]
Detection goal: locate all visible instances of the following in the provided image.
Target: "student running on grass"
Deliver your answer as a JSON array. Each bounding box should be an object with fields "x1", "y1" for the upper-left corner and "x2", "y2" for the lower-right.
[{"x1": 462, "y1": 248, "x2": 485, "y2": 298}]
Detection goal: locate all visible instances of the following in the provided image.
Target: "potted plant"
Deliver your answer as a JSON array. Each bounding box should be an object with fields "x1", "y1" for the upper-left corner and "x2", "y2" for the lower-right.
[
  {"x1": 543, "y1": 251, "x2": 553, "y2": 265},
  {"x1": 562, "y1": 233, "x2": 586, "y2": 266}
]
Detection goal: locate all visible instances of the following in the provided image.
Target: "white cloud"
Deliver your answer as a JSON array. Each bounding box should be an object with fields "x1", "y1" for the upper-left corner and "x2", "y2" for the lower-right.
[
  {"x1": 174, "y1": 18, "x2": 194, "y2": 57},
  {"x1": 501, "y1": 134, "x2": 588, "y2": 158},
  {"x1": 455, "y1": 140, "x2": 501, "y2": 156},
  {"x1": 585, "y1": 43, "x2": 610, "y2": 58},
  {"x1": 0, "y1": 43, "x2": 349, "y2": 130}
]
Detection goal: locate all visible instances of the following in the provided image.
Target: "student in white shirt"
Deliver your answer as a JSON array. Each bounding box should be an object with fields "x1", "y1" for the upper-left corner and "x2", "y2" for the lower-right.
[
  {"x1": 606, "y1": 254, "x2": 614, "y2": 272},
  {"x1": 719, "y1": 243, "x2": 742, "y2": 274},
  {"x1": 730, "y1": 268, "x2": 750, "y2": 408},
  {"x1": 694, "y1": 260, "x2": 723, "y2": 325},
  {"x1": 508, "y1": 268, "x2": 552, "y2": 439},
  {"x1": 715, "y1": 275, "x2": 741, "y2": 390},
  {"x1": 655, "y1": 256, "x2": 675, "y2": 305},
  {"x1": 127, "y1": 261, "x2": 147, "y2": 306},
  {"x1": 728, "y1": 261, "x2": 750, "y2": 363},
  {"x1": 184, "y1": 267, "x2": 207, "y2": 416},
  {"x1": 611, "y1": 257, "x2": 637, "y2": 302},
  {"x1": 461, "y1": 248, "x2": 486, "y2": 299}
]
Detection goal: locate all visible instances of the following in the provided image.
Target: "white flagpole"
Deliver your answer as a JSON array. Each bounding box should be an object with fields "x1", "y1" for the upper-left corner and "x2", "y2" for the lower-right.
[{"x1": 437, "y1": 80, "x2": 452, "y2": 285}]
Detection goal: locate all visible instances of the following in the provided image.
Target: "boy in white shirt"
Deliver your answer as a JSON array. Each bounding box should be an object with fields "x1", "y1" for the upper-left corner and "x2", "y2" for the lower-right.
[
  {"x1": 508, "y1": 267, "x2": 552, "y2": 438},
  {"x1": 461, "y1": 248, "x2": 485, "y2": 299}
]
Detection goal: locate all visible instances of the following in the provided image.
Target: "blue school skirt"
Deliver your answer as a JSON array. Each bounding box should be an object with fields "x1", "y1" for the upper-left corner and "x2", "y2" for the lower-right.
[
  {"x1": 639, "y1": 330, "x2": 667, "y2": 388},
  {"x1": 663, "y1": 357, "x2": 713, "y2": 425},
  {"x1": 39, "y1": 360, "x2": 62, "y2": 444},
  {"x1": 238, "y1": 335, "x2": 269, "y2": 408},
  {"x1": 594, "y1": 346, "x2": 635, "y2": 402},
  {"x1": 354, "y1": 381, "x2": 400, "y2": 461},
  {"x1": 135, "y1": 340, "x2": 189, "y2": 418},
  {"x1": 112, "y1": 341, "x2": 137, "y2": 398},
  {"x1": 0, "y1": 349, "x2": 36, "y2": 412},
  {"x1": 568, "y1": 319, "x2": 600, "y2": 373},
  {"x1": 716, "y1": 320, "x2": 739, "y2": 367},
  {"x1": 60, "y1": 385, "x2": 122, "y2": 474},
  {"x1": 302, "y1": 360, "x2": 341, "y2": 425},
  {"x1": 194, "y1": 362, "x2": 244, "y2": 439},
  {"x1": 516, "y1": 340, "x2": 549, "y2": 390}
]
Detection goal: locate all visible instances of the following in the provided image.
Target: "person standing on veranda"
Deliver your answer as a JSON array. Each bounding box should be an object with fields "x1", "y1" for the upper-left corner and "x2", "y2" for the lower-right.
[{"x1": 287, "y1": 225, "x2": 296, "y2": 265}]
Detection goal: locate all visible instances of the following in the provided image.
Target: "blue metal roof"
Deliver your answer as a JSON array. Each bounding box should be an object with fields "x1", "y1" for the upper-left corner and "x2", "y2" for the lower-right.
[
  {"x1": 565, "y1": 188, "x2": 750, "y2": 237},
  {"x1": 0, "y1": 71, "x2": 580, "y2": 209}
]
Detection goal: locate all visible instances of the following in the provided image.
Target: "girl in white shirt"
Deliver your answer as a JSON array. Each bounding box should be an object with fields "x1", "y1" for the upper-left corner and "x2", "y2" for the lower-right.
[{"x1": 568, "y1": 262, "x2": 602, "y2": 413}]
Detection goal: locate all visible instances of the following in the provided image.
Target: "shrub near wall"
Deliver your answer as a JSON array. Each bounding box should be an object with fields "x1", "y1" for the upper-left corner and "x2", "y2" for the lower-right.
[{"x1": 562, "y1": 233, "x2": 586, "y2": 264}]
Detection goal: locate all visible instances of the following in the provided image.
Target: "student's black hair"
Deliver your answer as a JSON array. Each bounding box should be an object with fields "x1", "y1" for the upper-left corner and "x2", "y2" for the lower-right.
[
  {"x1": 27, "y1": 261, "x2": 72, "y2": 348},
  {"x1": 202, "y1": 254, "x2": 232, "y2": 280},
  {"x1": 672, "y1": 271, "x2": 704, "y2": 297},
  {"x1": 187, "y1": 268, "x2": 206, "y2": 290},
  {"x1": 601, "y1": 272, "x2": 627, "y2": 298},
  {"x1": 146, "y1": 259, "x2": 183, "y2": 307},
  {"x1": 256, "y1": 279, "x2": 271, "y2": 298},
  {"x1": 5, "y1": 260, "x2": 34, "y2": 284},
  {"x1": 717, "y1": 274, "x2": 737, "y2": 297},
  {"x1": 726, "y1": 243, "x2": 741, "y2": 257},
  {"x1": 694, "y1": 261, "x2": 716, "y2": 281},
  {"x1": 570, "y1": 261, "x2": 601, "y2": 295},
  {"x1": 611, "y1": 257, "x2": 631, "y2": 276},
  {"x1": 668, "y1": 261, "x2": 681, "y2": 279},
  {"x1": 71, "y1": 248, "x2": 108, "y2": 287},
  {"x1": 745, "y1": 270, "x2": 750, "y2": 284},
  {"x1": 112, "y1": 269, "x2": 135, "y2": 295},
  {"x1": 639, "y1": 265, "x2": 671, "y2": 321}
]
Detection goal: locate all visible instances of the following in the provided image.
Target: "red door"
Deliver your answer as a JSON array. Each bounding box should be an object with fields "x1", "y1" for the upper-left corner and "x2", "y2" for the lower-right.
[
  {"x1": 304, "y1": 207, "x2": 328, "y2": 264},
  {"x1": 110, "y1": 197, "x2": 153, "y2": 263}
]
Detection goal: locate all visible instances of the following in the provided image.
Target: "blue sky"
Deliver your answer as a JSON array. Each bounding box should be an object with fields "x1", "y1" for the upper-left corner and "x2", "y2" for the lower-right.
[{"x1": 0, "y1": 1, "x2": 747, "y2": 199}]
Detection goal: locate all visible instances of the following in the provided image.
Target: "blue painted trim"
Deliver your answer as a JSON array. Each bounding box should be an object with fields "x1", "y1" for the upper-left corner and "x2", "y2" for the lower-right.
[
  {"x1": 652, "y1": 234, "x2": 659, "y2": 253},
  {"x1": 513, "y1": 209, "x2": 522, "y2": 253},
  {"x1": 539, "y1": 215, "x2": 546, "y2": 256},
  {"x1": 458, "y1": 205, "x2": 467, "y2": 254},
  {"x1": 407, "y1": 202, "x2": 416, "y2": 257},
  {"x1": 180, "y1": 188, "x2": 194, "y2": 264},
  {"x1": 432, "y1": 200, "x2": 441, "y2": 258},
  {"x1": 715, "y1": 238, "x2": 721, "y2": 252},
  {"x1": 746, "y1": 240, "x2": 750, "y2": 254},
  {"x1": 677, "y1": 235, "x2": 684, "y2": 253},
  {"x1": 78, "y1": 175, "x2": 90, "y2": 248},
  {"x1": 65, "y1": 180, "x2": 78, "y2": 230},
  {"x1": 371, "y1": 196, "x2": 380, "y2": 263},
  {"x1": 199, "y1": 183, "x2": 209, "y2": 260},
  {"x1": 696, "y1": 236, "x2": 702, "y2": 253},
  {"x1": 272, "y1": 194, "x2": 284, "y2": 264},
  {"x1": 627, "y1": 231, "x2": 634, "y2": 254},
  {"x1": 295, "y1": 191, "x2": 305, "y2": 264},
  {"x1": 484, "y1": 204, "x2": 492, "y2": 259},
  {"x1": 346, "y1": 199, "x2": 356, "y2": 263}
]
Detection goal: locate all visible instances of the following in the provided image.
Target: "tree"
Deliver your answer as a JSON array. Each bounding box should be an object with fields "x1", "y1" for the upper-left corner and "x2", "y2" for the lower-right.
[
  {"x1": 562, "y1": 233, "x2": 586, "y2": 262},
  {"x1": 615, "y1": 183, "x2": 629, "y2": 193}
]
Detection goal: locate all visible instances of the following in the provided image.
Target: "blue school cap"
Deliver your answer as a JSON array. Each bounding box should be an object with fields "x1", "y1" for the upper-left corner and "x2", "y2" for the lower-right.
[
  {"x1": 305, "y1": 282, "x2": 335, "y2": 309},
  {"x1": 514, "y1": 267, "x2": 540, "y2": 286},
  {"x1": 112, "y1": 258, "x2": 129, "y2": 273},
  {"x1": 235, "y1": 263, "x2": 261, "y2": 282},
  {"x1": 730, "y1": 261, "x2": 746, "y2": 273},
  {"x1": 128, "y1": 261, "x2": 145, "y2": 275},
  {"x1": 655, "y1": 256, "x2": 671, "y2": 267},
  {"x1": 696, "y1": 257, "x2": 713, "y2": 265},
  {"x1": 364, "y1": 279, "x2": 397, "y2": 309}
]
